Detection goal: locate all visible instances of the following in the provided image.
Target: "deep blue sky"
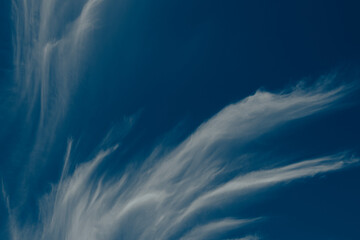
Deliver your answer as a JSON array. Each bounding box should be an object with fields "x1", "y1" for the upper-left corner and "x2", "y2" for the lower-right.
[{"x1": 1, "y1": 0, "x2": 360, "y2": 239}]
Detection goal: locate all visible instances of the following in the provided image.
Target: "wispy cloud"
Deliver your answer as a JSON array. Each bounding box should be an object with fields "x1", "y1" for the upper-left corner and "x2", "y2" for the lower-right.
[
  {"x1": 8, "y1": 0, "x2": 108, "y2": 210},
  {"x1": 7, "y1": 81, "x2": 358, "y2": 240},
  {"x1": 12, "y1": 0, "x2": 105, "y2": 156},
  {"x1": 180, "y1": 218, "x2": 261, "y2": 240},
  {"x1": 7, "y1": 1, "x2": 359, "y2": 239}
]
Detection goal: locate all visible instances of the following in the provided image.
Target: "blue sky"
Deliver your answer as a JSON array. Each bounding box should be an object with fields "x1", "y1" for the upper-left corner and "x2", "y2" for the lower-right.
[{"x1": 1, "y1": 0, "x2": 360, "y2": 239}]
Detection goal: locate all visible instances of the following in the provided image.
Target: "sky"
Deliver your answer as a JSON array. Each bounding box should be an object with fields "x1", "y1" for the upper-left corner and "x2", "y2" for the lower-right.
[{"x1": 1, "y1": 0, "x2": 360, "y2": 239}]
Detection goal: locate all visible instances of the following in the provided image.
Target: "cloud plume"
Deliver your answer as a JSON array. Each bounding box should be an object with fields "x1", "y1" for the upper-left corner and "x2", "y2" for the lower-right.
[{"x1": 6, "y1": 81, "x2": 358, "y2": 240}]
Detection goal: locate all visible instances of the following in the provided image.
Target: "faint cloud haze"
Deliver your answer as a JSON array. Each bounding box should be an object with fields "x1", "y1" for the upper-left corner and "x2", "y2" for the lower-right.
[{"x1": 12, "y1": 0, "x2": 105, "y2": 156}]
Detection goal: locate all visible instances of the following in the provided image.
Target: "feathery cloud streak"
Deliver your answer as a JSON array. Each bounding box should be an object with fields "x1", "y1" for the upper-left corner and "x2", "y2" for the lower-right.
[
  {"x1": 12, "y1": 0, "x2": 105, "y2": 154},
  {"x1": 7, "y1": 81, "x2": 358, "y2": 240}
]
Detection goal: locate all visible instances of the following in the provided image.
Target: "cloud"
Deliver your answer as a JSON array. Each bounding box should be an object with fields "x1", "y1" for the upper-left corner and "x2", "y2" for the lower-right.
[
  {"x1": 180, "y1": 218, "x2": 260, "y2": 240},
  {"x1": 7, "y1": 1, "x2": 359, "y2": 239},
  {"x1": 7, "y1": 0, "x2": 109, "y2": 211},
  {"x1": 12, "y1": 0, "x2": 106, "y2": 156},
  {"x1": 228, "y1": 236, "x2": 260, "y2": 240},
  {"x1": 176, "y1": 153, "x2": 356, "y2": 224},
  {"x1": 6, "y1": 80, "x2": 358, "y2": 240}
]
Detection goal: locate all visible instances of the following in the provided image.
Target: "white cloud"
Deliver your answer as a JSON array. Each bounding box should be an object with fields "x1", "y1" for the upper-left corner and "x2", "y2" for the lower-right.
[
  {"x1": 6, "y1": 81, "x2": 358, "y2": 240},
  {"x1": 8, "y1": 1, "x2": 359, "y2": 239},
  {"x1": 180, "y1": 218, "x2": 260, "y2": 240},
  {"x1": 12, "y1": 0, "x2": 105, "y2": 156}
]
